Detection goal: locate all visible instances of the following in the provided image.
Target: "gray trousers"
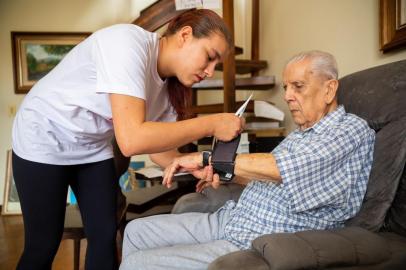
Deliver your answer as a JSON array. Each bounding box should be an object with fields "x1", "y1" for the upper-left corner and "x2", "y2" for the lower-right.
[{"x1": 120, "y1": 207, "x2": 239, "y2": 270}]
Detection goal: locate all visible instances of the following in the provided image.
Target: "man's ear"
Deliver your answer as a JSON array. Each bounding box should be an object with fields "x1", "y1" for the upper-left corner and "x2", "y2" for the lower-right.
[
  {"x1": 176, "y1": 26, "x2": 193, "y2": 47},
  {"x1": 324, "y1": 79, "x2": 339, "y2": 104}
]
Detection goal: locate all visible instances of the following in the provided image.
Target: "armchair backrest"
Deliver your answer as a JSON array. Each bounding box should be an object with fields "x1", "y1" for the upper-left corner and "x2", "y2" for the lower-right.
[{"x1": 337, "y1": 60, "x2": 406, "y2": 236}]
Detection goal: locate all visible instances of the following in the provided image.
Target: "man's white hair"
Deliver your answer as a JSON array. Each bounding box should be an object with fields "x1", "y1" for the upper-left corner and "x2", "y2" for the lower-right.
[{"x1": 285, "y1": 50, "x2": 338, "y2": 80}]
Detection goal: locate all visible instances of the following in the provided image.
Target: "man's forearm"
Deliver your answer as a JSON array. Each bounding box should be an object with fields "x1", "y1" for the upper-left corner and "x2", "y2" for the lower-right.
[{"x1": 234, "y1": 153, "x2": 282, "y2": 183}]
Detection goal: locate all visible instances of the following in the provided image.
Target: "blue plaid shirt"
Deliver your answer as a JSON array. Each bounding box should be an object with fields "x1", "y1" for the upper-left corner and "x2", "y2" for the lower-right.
[{"x1": 222, "y1": 105, "x2": 375, "y2": 249}]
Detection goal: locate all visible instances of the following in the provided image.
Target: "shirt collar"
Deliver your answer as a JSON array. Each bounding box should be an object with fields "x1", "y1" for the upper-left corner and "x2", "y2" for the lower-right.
[{"x1": 296, "y1": 105, "x2": 346, "y2": 135}]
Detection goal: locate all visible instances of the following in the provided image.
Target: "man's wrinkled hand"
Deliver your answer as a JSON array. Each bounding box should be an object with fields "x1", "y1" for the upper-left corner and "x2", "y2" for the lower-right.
[
  {"x1": 195, "y1": 165, "x2": 221, "y2": 193},
  {"x1": 162, "y1": 152, "x2": 222, "y2": 192}
]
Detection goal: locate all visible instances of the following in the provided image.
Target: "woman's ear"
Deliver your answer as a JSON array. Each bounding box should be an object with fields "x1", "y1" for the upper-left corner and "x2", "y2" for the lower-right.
[
  {"x1": 324, "y1": 79, "x2": 339, "y2": 104},
  {"x1": 176, "y1": 26, "x2": 193, "y2": 47}
]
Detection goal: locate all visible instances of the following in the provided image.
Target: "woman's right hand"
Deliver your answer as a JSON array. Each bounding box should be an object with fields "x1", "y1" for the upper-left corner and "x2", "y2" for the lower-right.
[{"x1": 210, "y1": 113, "x2": 244, "y2": 141}]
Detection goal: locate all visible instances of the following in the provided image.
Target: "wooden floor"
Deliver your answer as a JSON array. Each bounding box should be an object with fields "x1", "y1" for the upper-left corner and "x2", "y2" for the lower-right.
[
  {"x1": 0, "y1": 204, "x2": 175, "y2": 270},
  {"x1": 1, "y1": 214, "x2": 98, "y2": 270},
  {"x1": 0, "y1": 183, "x2": 187, "y2": 269}
]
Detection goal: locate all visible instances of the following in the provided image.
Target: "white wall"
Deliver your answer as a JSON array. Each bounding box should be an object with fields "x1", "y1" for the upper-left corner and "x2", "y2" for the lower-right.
[
  {"x1": 1, "y1": 0, "x2": 405, "y2": 203},
  {"x1": 257, "y1": 0, "x2": 406, "y2": 132},
  {"x1": 198, "y1": 0, "x2": 406, "y2": 132}
]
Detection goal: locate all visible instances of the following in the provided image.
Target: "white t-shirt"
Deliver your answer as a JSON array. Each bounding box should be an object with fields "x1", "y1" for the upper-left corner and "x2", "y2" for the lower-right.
[{"x1": 12, "y1": 24, "x2": 176, "y2": 165}]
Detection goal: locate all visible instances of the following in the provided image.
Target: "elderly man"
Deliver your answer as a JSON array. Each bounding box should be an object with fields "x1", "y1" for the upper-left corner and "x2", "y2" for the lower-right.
[{"x1": 120, "y1": 51, "x2": 375, "y2": 270}]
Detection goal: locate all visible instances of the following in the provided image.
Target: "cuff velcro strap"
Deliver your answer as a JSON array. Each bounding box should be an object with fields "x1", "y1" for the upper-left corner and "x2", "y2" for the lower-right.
[{"x1": 212, "y1": 162, "x2": 235, "y2": 181}]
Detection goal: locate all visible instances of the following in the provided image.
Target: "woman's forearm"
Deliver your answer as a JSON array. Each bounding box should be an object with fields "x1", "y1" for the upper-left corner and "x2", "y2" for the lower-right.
[
  {"x1": 111, "y1": 94, "x2": 241, "y2": 157},
  {"x1": 119, "y1": 116, "x2": 213, "y2": 156}
]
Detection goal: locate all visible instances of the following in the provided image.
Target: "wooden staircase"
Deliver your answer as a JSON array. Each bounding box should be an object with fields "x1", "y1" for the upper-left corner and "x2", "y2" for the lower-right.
[
  {"x1": 216, "y1": 59, "x2": 267, "y2": 74},
  {"x1": 132, "y1": 0, "x2": 275, "y2": 114}
]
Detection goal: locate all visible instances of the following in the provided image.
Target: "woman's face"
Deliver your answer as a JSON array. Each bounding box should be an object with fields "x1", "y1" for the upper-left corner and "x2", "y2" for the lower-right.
[{"x1": 175, "y1": 29, "x2": 228, "y2": 87}]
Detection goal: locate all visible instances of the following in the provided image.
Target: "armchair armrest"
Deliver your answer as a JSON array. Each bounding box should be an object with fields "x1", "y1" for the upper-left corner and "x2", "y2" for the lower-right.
[{"x1": 252, "y1": 226, "x2": 390, "y2": 270}]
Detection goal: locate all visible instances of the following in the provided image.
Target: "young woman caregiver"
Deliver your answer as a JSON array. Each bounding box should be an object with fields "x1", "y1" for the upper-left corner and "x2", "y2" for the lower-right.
[{"x1": 12, "y1": 9, "x2": 242, "y2": 270}]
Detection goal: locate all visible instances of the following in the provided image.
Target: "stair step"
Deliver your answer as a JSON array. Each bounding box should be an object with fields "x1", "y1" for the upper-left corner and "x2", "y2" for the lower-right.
[
  {"x1": 192, "y1": 76, "x2": 275, "y2": 90},
  {"x1": 191, "y1": 100, "x2": 256, "y2": 114},
  {"x1": 216, "y1": 59, "x2": 267, "y2": 74}
]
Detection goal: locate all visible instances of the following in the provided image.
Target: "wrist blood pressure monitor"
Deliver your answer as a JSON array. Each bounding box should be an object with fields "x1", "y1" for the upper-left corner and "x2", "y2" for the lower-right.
[{"x1": 208, "y1": 93, "x2": 253, "y2": 181}]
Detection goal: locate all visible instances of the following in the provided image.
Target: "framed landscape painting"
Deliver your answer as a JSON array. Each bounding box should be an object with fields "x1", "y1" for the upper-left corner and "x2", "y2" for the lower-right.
[{"x1": 11, "y1": 32, "x2": 90, "y2": 94}]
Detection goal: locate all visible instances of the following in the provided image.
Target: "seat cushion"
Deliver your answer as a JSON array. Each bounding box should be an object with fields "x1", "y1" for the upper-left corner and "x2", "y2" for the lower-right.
[{"x1": 252, "y1": 227, "x2": 391, "y2": 270}]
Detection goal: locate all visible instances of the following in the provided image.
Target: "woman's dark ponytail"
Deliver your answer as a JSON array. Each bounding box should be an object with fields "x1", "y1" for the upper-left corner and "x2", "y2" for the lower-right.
[{"x1": 167, "y1": 77, "x2": 192, "y2": 120}]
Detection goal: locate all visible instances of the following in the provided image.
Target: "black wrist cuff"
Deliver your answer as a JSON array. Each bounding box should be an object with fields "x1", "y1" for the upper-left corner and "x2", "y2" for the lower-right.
[{"x1": 211, "y1": 135, "x2": 240, "y2": 182}]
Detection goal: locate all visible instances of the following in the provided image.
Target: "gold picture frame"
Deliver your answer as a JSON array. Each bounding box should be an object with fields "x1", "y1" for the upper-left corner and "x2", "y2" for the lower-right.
[
  {"x1": 11, "y1": 32, "x2": 91, "y2": 94},
  {"x1": 2, "y1": 150, "x2": 21, "y2": 215},
  {"x1": 380, "y1": 0, "x2": 406, "y2": 52}
]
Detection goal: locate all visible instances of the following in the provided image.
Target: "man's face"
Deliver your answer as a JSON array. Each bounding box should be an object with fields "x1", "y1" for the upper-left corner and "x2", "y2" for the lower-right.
[{"x1": 282, "y1": 59, "x2": 335, "y2": 130}]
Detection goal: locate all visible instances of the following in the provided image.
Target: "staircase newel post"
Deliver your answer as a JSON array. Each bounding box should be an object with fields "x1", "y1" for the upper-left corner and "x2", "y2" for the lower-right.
[{"x1": 222, "y1": 0, "x2": 236, "y2": 113}]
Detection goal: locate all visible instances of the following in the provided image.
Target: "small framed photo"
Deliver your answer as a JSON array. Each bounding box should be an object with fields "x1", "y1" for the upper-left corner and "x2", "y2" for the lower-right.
[
  {"x1": 11, "y1": 31, "x2": 91, "y2": 94},
  {"x1": 2, "y1": 150, "x2": 21, "y2": 215}
]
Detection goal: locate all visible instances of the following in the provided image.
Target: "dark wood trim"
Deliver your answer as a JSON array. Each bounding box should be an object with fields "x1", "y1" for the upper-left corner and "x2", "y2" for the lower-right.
[
  {"x1": 380, "y1": 0, "x2": 406, "y2": 52},
  {"x1": 251, "y1": 0, "x2": 260, "y2": 76}
]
